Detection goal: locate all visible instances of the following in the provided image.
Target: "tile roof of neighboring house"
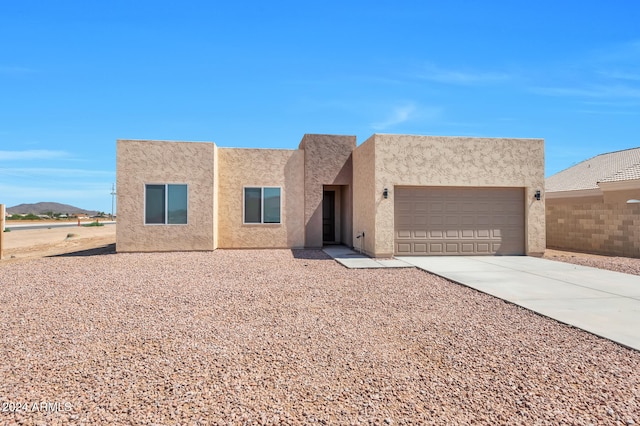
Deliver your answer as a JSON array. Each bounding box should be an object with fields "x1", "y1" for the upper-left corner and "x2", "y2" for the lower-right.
[
  {"x1": 546, "y1": 147, "x2": 640, "y2": 192},
  {"x1": 599, "y1": 162, "x2": 640, "y2": 183}
]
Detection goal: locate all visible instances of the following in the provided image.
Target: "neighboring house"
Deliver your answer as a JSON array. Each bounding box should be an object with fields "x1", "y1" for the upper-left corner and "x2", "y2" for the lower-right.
[
  {"x1": 116, "y1": 134, "x2": 545, "y2": 257},
  {"x1": 546, "y1": 147, "x2": 640, "y2": 257}
]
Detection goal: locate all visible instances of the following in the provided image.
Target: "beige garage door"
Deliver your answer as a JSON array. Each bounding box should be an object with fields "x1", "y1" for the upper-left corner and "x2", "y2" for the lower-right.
[{"x1": 395, "y1": 187, "x2": 525, "y2": 255}]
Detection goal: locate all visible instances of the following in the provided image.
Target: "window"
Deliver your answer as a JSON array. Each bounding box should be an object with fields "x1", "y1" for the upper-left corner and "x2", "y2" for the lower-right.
[
  {"x1": 145, "y1": 184, "x2": 188, "y2": 224},
  {"x1": 244, "y1": 187, "x2": 281, "y2": 224}
]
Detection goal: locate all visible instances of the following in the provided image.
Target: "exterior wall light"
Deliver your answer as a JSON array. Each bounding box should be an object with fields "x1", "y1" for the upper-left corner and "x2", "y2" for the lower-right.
[
  {"x1": 535, "y1": 190, "x2": 541, "y2": 201},
  {"x1": 627, "y1": 199, "x2": 640, "y2": 204},
  {"x1": 383, "y1": 188, "x2": 389, "y2": 199}
]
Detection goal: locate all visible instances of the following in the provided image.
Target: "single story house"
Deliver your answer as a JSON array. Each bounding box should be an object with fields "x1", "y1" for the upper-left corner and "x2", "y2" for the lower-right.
[
  {"x1": 546, "y1": 147, "x2": 640, "y2": 257},
  {"x1": 116, "y1": 134, "x2": 545, "y2": 257}
]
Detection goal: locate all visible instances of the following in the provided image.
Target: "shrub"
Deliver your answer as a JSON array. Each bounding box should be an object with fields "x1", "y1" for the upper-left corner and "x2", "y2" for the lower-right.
[
  {"x1": 9, "y1": 213, "x2": 41, "y2": 220},
  {"x1": 82, "y1": 221, "x2": 104, "y2": 227}
]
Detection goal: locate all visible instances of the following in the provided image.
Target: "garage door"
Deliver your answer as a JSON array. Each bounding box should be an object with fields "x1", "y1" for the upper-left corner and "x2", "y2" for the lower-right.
[{"x1": 395, "y1": 187, "x2": 524, "y2": 255}]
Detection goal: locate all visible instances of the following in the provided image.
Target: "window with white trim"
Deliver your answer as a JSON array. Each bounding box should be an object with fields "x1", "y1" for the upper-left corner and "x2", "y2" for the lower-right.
[
  {"x1": 145, "y1": 184, "x2": 188, "y2": 224},
  {"x1": 244, "y1": 187, "x2": 281, "y2": 224}
]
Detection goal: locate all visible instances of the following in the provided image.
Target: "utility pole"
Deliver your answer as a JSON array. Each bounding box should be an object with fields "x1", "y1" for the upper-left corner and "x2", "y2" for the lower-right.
[{"x1": 110, "y1": 183, "x2": 117, "y2": 221}]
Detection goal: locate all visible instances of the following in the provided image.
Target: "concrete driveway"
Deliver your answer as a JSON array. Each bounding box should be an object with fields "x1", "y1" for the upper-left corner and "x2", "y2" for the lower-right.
[{"x1": 396, "y1": 256, "x2": 640, "y2": 351}]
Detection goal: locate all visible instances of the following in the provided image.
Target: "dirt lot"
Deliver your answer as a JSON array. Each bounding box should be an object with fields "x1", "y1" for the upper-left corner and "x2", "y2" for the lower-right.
[
  {"x1": 0, "y1": 240, "x2": 638, "y2": 424},
  {"x1": 1, "y1": 222, "x2": 115, "y2": 261}
]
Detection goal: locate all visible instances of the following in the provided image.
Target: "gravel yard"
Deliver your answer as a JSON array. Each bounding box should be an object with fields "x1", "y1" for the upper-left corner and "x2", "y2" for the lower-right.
[
  {"x1": 544, "y1": 248, "x2": 640, "y2": 276},
  {"x1": 1, "y1": 249, "x2": 638, "y2": 425}
]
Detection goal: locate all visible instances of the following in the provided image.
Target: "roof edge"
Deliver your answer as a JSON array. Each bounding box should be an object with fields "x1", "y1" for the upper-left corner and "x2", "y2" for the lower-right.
[
  {"x1": 597, "y1": 178, "x2": 640, "y2": 191},
  {"x1": 546, "y1": 188, "x2": 602, "y2": 199}
]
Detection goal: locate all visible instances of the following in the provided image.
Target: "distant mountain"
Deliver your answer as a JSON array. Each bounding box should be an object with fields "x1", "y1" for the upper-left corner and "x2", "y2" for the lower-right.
[{"x1": 7, "y1": 202, "x2": 98, "y2": 216}]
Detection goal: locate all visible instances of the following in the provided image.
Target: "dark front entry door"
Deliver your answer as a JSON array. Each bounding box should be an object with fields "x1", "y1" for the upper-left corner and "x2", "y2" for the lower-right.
[{"x1": 323, "y1": 191, "x2": 335, "y2": 243}]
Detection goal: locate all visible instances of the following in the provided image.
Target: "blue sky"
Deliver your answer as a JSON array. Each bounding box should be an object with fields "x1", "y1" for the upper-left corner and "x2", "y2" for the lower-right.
[{"x1": 1, "y1": 1, "x2": 639, "y2": 213}]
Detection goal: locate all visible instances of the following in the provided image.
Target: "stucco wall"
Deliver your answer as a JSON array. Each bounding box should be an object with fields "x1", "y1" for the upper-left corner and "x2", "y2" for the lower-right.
[
  {"x1": 117, "y1": 133, "x2": 545, "y2": 255},
  {"x1": 299, "y1": 134, "x2": 356, "y2": 247},
  {"x1": 352, "y1": 136, "x2": 377, "y2": 256},
  {"x1": 547, "y1": 195, "x2": 640, "y2": 257},
  {"x1": 363, "y1": 134, "x2": 546, "y2": 257},
  {"x1": 216, "y1": 148, "x2": 305, "y2": 248},
  {"x1": 116, "y1": 140, "x2": 215, "y2": 252},
  {"x1": 213, "y1": 144, "x2": 219, "y2": 249},
  {"x1": 340, "y1": 185, "x2": 353, "y2": 245}
]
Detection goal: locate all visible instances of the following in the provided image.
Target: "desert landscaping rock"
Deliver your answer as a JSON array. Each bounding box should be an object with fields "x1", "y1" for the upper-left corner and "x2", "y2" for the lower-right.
[
  {"x1": 0, "y1": 249, "x2": 638, "y2": 424},
  {"x1": 544, "y1": 249, "x2": 640, "y2": 276}
]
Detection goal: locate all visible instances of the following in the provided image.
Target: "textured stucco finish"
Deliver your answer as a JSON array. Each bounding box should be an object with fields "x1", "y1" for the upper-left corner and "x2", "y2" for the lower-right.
[
  {"x1": 117, "y1": 133, "x2": 544, "y2": 256},
  {"x1": 116, "y1": 140, "x2": 215, "y2": 252},
  {"x1": 352, "y1": 137, "x2": 377, "y2": 255},
  {"x1": 213, "y1": 144, "x2": 219, "y2": 249},
  {"x1": 299, "y1": 134, "x2": 356, "y2": 248},
  {"x1": 339, "y1": 185, "x2": 353, "y2": 245},
  {"x1": 353, "y1": 134, "x2": 546, "y2": 257},
  {"x1": 216, "y1": 148, "x2": 305, "y2": 248}
]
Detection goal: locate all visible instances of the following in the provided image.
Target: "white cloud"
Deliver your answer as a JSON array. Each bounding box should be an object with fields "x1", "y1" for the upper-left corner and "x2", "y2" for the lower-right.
[
  {"x1": 372, "y1": 104, "x2": 416, "y2": 130},
  {"x1": 531, "y1": 84, "x2": 640, "y2": 99},
  {"x1": 0, "y1": 65, "x2": 35, "y2": 75},
  {"x1": 415, "y1": 64, "x2": 510, "y2": 85},
  {"x1": 0, "y1": 183, "x2": 114, "y2": 212},
  {"x1": 0, "y1": 185, "x2": 107, "y2": 199},
  {"x1": 597, "y1": 70, "x2": 640, "y2": 81},
  {"x1": 530, "y1": 40, "x2": 640, "y2": 102},
  {"x1": 371, "y1": 103, "x2": 442, "y2": 131},
  {"x1": 577, "y1": 109, "x2": 640, "y2": 116},
  {"x1": 590, "y1": 39, "x2": 640, "y2": 64},
  {"x1": 0, "y1": 150, "x2": 70, "y2": 161},
  {"x1": 0, "y1": 168, "x2": 114, "y2": 178}
]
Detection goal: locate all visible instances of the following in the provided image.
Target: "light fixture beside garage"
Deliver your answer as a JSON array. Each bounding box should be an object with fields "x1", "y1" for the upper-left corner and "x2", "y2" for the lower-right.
[
  {"x1": 383, "y1": 188, "x2": 389, "y2": 199},
  {"x1": 535, "y1": 190, "x2": 541, "y2": 200}
]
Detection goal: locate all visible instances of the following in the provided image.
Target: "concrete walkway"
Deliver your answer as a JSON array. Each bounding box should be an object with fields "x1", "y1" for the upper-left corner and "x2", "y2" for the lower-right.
[
  {"x1": 396, "y1": 256, "x2": 640, "y2": 351},
  {"x1": 322, "y1": 246, "x2": 413, "y2": 269}
]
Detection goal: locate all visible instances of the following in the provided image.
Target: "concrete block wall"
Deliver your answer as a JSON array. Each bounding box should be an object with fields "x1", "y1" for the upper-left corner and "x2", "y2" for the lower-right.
[{"x1": 546, "y1": 200, "x2": 640, "y2": 257}]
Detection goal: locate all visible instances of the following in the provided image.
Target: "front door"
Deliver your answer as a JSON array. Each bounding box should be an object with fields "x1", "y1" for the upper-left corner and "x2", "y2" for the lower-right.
[{"x1": 322, "y1": 191, "x2": 335, "y2": 243}]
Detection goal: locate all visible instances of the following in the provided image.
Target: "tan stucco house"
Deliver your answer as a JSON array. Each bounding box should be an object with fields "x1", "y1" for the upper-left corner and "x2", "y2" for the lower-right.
[
  {"x1": 546, "y1": 147, "x2": 640, "y2": 257},
  {"x1": 117, "y1": 134, "x2": 545, "y2": 257}
]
